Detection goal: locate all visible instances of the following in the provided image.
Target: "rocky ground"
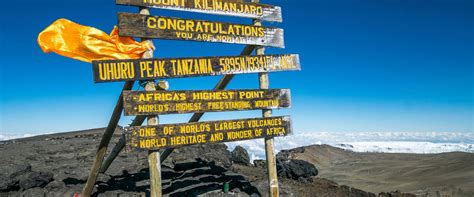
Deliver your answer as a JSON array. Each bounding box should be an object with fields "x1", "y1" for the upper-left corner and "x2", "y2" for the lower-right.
[
  {"x1": 280, "y1": 145, "x2": 474, "y2": 196},
  {"x1": 0, "y1": 128, "x2": 465, "y2": 196}
]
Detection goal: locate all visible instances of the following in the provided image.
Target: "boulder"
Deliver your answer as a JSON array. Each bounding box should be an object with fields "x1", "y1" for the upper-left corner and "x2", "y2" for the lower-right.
[
  {"x1": 1, "y1": 164, "x2": 32, "y2": 192},
  {"x1": 276, "y1": 147, "x2": 305, "y2": 161},
  {"x1": 277, "y1": 159, "x2": 318, "y2": 180},
  {"x1": 231, "y1": 146, "x2": 251, "y2": 166},
  {"x1": 19, "y1": 171, "x2": 54, "y2": 190},
  {"x1": 9, "y1": 164, "x2": 32, "y2": 178},
  {"x1": 379, "y1": 191, "x2": 417, "y2": 197},
  {"x1": 0, "y1": 163, "x2": 54, "y2": 192},
  {"x1": 168, "y1": 143, "x2": 233, "y2": 168},
  {"x1": 0, "y1": 164, "x2": 31, "y2": 191},
  {"x1": 253, "y1": 160, "x2": 266, "y2": 168}
]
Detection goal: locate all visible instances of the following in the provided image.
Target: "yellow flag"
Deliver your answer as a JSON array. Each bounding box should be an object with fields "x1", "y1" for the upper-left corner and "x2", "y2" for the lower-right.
[{"x1": 37, "y1": 18, "x2": 154, "y2": 63}]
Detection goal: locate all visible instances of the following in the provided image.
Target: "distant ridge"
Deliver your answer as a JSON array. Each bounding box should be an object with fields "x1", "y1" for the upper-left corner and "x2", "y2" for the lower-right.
[{"x1": 2, "y1": 130, "x2": 473, "y2": 156}]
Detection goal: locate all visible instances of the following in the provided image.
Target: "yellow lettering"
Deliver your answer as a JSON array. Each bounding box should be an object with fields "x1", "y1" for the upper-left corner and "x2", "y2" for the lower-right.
[
  {"x1": 147, "y1": 17, "x2": 156, "y2": 28},
  {"x1": 138, "y1": 127, "x2": 156, "y2": 137}
]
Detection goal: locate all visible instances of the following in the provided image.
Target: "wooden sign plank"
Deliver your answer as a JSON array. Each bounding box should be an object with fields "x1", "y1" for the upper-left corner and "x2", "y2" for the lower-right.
[
  {"x1": 118, "y1": 12, "x2": 284, "y2": 48},
  {"x1": 125, "y1": 116, "x2": 292, "y2": 150},
  {"x1": 123, "y1": 89, "x2": 291, "y2": 116},
  {"x1": 116, "y1": 0, "x2": 283, "y2": 22},
  {"x1": 92, "y1": 54, "x2": 300, "y2": 83}
]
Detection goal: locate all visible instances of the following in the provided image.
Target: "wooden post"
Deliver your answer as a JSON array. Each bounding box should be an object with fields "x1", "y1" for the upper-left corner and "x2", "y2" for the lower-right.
[
  {"x1": 98, "y1": 45, "x2": 254, "y2": 173},
  {"x1": 261, "y1": 54, "x2": 279, "y2": 197},
  {"x1": 100, "y1": 81, "x2": 169, "y2": 174},
  {"x1": 81, "y1": 80, "x2": 134, "y2": 197},
  {"x1": 136, "y1": 7, "x2": 163, "y2": 197},
  {"x1": 97, "y1": 12, "x2": 257, "y2": 177},
  {"x1": 99, "y1": 133, "x2": 126, "y2": 173},
  {"x1": 253, "y1": 0, "x2": 279, "y2": 196},
  {"x1": 81, "y1": 6, "x2": 156, "y2": 197},
  {"x1": 143, "y1": 81, "x2": 163, "y2": 197},
  {"x1": 159, "y1": 44, "x2": 256, "y2": 163}
]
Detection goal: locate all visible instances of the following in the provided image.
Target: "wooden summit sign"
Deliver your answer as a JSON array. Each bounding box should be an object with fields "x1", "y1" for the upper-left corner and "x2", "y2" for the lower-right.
[
  {"x1": 116, "y1": 0, "x2": 283, "y2": 22},
  {"x1": 92, "y1": 54, "x2": 300, "y2": 83},
  {"x1": 118, "y1": 12, "x2": 284, "y2": 48},
  {"x1": 81, "y1": 1, "x2": 295, "y2": 196},
  {"x1": 123, "y1": 89, "x2": 291, "y2": 116},
  {"x1": 126, "y1": 116, "x2": 292, "y2": 150}
]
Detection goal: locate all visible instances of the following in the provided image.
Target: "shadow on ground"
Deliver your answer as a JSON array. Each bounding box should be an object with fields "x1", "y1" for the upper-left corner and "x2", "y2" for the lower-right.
[{"x1": 64, "y1": 159, "x2": 260, "y2": 196}]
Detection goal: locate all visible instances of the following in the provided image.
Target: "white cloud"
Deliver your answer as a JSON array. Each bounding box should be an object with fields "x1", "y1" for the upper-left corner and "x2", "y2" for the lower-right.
[{"x1": 226, "y1": 131, "x2": 474, "y2": 162}]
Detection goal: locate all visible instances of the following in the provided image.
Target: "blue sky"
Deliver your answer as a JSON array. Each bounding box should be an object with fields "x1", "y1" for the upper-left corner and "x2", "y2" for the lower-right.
[{"x1": 0, "y1": 0, "x2": 472, "y2": 135}]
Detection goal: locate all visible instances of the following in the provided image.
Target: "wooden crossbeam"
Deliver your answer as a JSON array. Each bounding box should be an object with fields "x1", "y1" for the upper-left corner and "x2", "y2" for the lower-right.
[
  {"x1": 81, "y1": 81, "x2": 133, "y2": 196},
  {"x1": 100, "y1": 81, "x2": 168, "y2": 173},
  {"x1": 144, "y1": 81, "x2": 162, "y2": 197},
  {"x1": 146, "y1": 45, "x2": 256, "y2": 164},
  {"x1": 253, "y1": 0, "x2": 279, "y2": 195},
  {"x1": 99, "y1": 45, "x2": 256, "y2": 174},
  {"x1": 81, "y1": 1, "x2": 282, "y2": 196},
  {"x1": 81, "y1": 6, "x2": 155, "y2": 197}
]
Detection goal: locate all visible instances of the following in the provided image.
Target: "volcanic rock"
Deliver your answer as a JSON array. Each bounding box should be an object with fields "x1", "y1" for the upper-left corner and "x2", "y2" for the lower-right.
[
  {"x1": 19, "y1": 171, "x2": 54, "y2": 190},
  {"x1": 0, "y1": 128, "x2": 433, "y2": 197},
  {"x1": 277, "y1": 159, "x2": 318, "y2": 180},
  {"x1": 253, "y1": 160, "x2": 266, "y2": 168},
  {"x1": 0, "y1": 163, "x2": 53, "y2": 192},
  {"x1": 231, "y1": 145, "x2": 251, "y2": 166},
  {"x1": 167, "y1": 143, "x2": 233, "y2": 168},
  {"x1": 379, "y1": 190, "x2": 417, "y2": 197}
]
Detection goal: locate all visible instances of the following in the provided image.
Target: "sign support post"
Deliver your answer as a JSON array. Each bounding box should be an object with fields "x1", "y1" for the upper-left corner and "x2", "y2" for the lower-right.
[
  {"x1": 81, "y1": 6, "x2": 159, "y2": 197},
  {"x1": 81, "y1": 83, "x2": 134, "y2": 197},
  {"x1": 138, "y1": 7, "x2": 163, "y2": 197},
  {"x1": 82, "y1": 0, "x2": 294, "y2": 196},
  {"x1": 145, "y1": 82, "x2": 162, "y2": 197},
  {"x1": 98, "y1": 47, "x2": 258, "y2": 175},
  {"x1": 100, "y1": 80, "x2": 168, "y2": 174},
  {"x1": 253, "y1": 0, "x2": 279, "y2": 195}
]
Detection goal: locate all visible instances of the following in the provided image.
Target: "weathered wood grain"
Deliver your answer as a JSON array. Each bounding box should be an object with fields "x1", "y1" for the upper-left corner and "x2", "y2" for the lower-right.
[
  {"x1": 123, "y1": 89, "x2": 291, "y2": 116},
  {"x1": 125, "y1": 116, "x2": 292, "y2": 150},
  {"x1": 99, "y1": 41, "x2": 258, "y2": 175},
  {"x1": 92, "y1": 54, "x2": 300, "y2": 83},
  {"x1": 253, "y1": 0, "x2": 280, "y2": 194},
  {"x1": 100, "y1": 82, "x2": 169, "y2": 173},
  {"x1": 159, "y1": 44, "x2": 258, "y2": 166},
  {"x1": 118, "y1": 12, "x2": 284, "y2": 48},
  {"x1": 116, "y1": 0, "x2": 282, "y2": 22},
  {"x1": 81, "y1": 82, "x2": 134, "y2": 197},
  {"x1": 144, "y1": 81, "x2": 162, "y2": 197}
]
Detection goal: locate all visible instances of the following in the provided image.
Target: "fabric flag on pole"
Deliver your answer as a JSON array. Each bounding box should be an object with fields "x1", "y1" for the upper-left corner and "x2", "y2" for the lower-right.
[{"x1": 37, "y1": 18, "x2": 154, "y2": 63}]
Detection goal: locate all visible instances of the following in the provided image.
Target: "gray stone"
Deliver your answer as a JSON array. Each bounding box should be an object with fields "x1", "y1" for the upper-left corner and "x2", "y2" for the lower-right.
[
  {"x1": 277, "y1": 159, "x2": 318, "y2": 180},
  {"x1": 18, "y1": 171, "x2": 54, "y2": 190},
  {"x1": 253, "y1": 160, "x2": 266, "y2": 168},
  {"x1": 231, "y1": 146, "x2": 251, "y2": 166},
  {"x1": 1, "y1": 164, "x2": 32, "y2": 192}
]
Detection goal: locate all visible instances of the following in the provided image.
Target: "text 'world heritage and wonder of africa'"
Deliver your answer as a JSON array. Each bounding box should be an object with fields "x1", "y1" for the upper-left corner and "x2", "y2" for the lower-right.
[{"x1": 126, "y1": 116, "x2": 292, "y2": 150}]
